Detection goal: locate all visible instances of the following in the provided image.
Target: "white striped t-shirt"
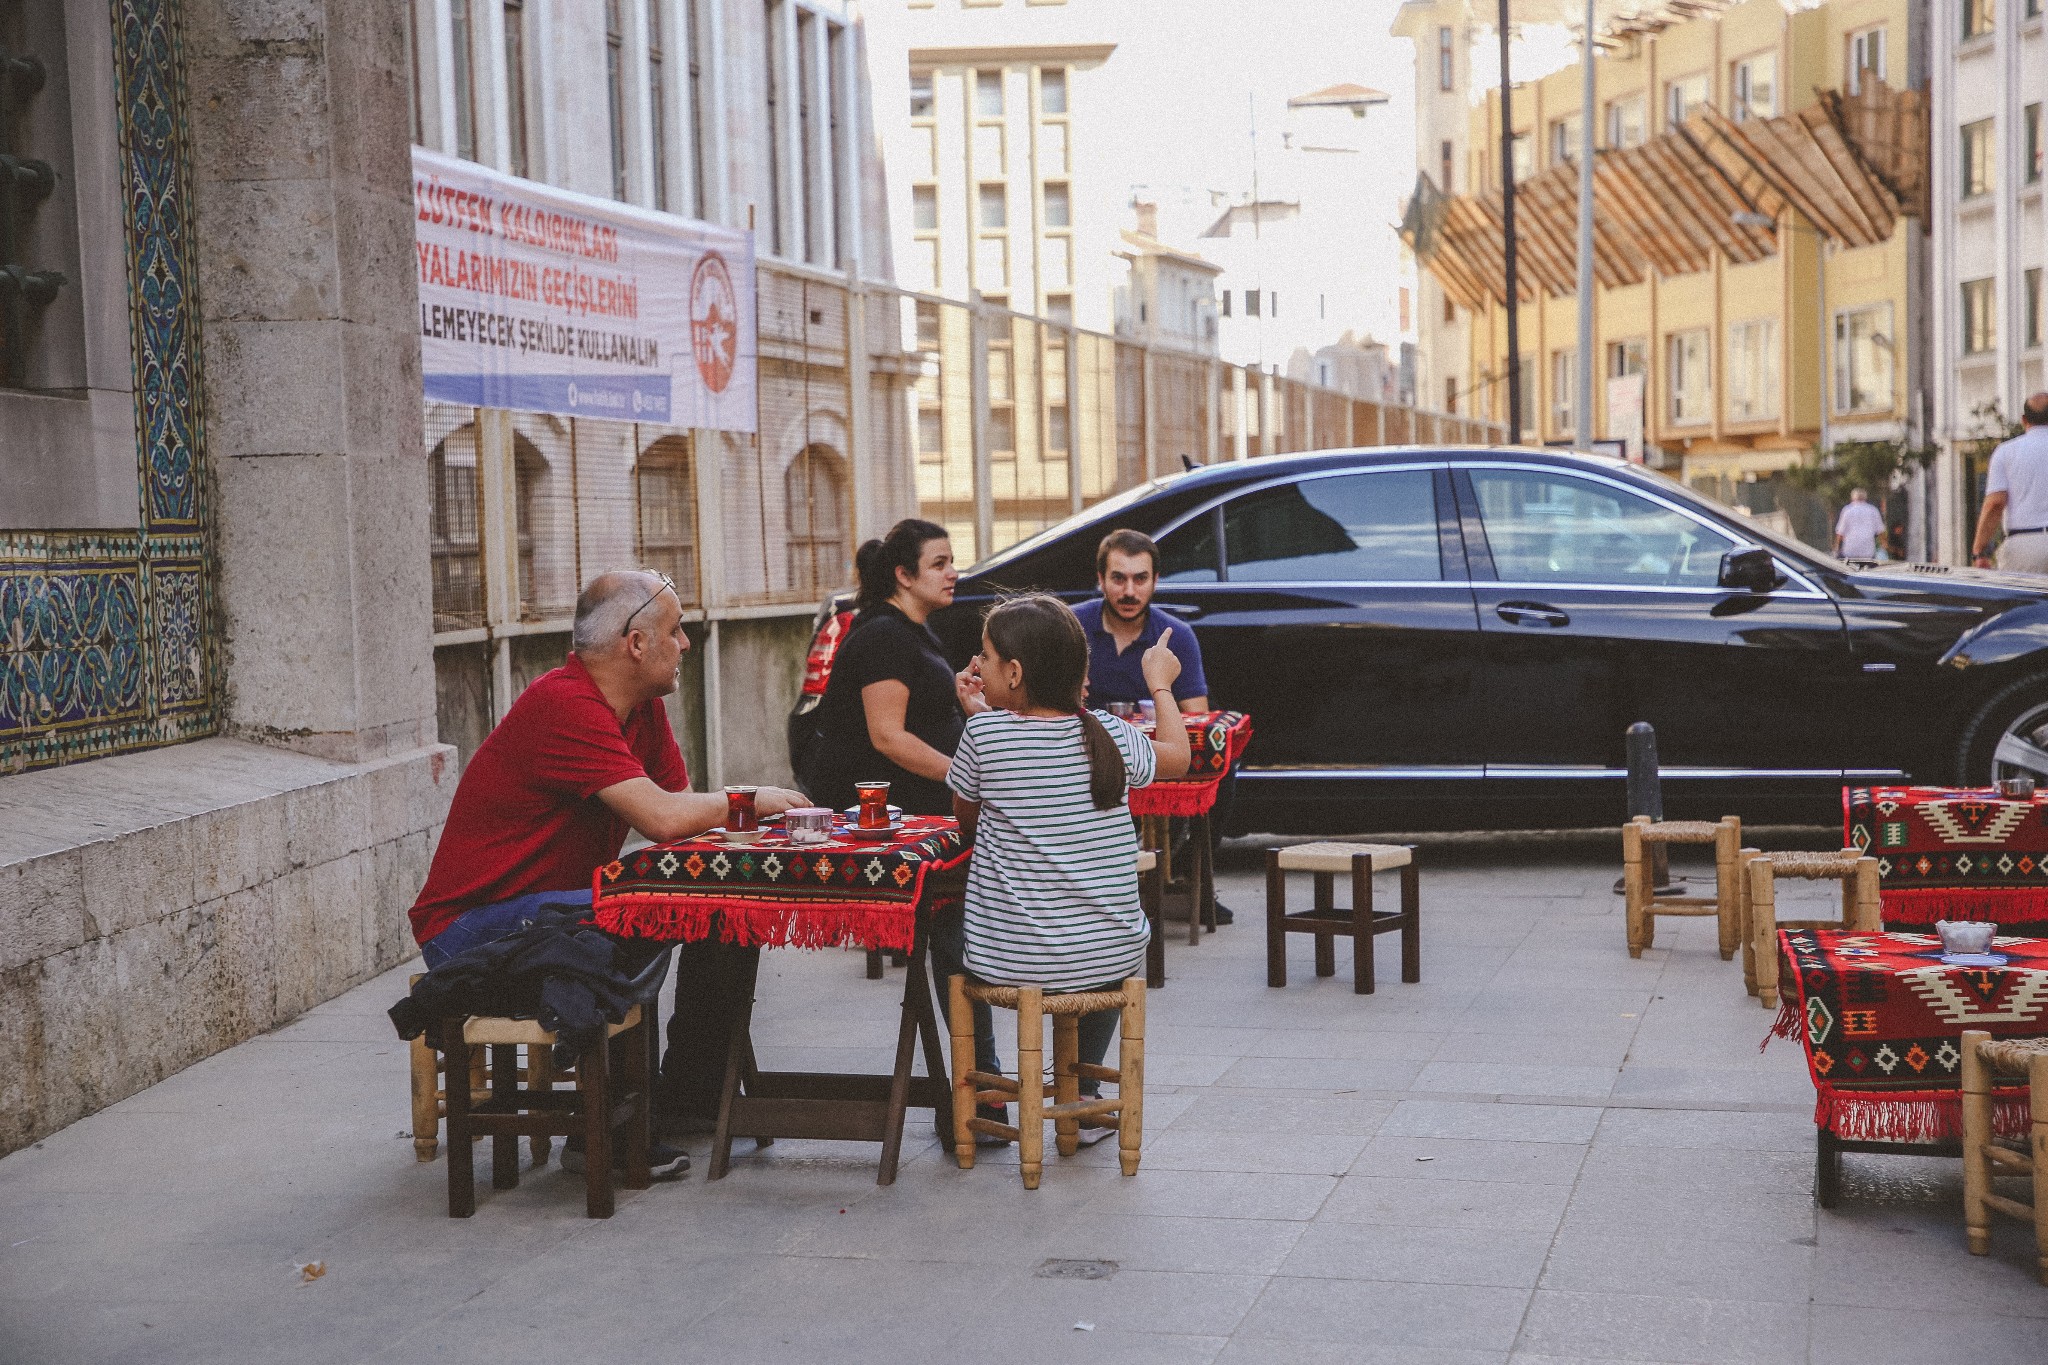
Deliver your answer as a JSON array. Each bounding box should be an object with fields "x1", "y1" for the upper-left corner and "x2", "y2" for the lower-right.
[{"x1": 947, "y1": 709, "x2": 1156, "y2": 992}]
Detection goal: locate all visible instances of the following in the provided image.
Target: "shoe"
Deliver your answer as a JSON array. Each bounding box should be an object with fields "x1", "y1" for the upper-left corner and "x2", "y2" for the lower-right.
[
  {"x1": 562, "y1": 1136, "x2": 691, "y2": 1181},
  {"x1": 1210, "y1": 902, "x2": 1235, "y2": 926},
  {"x1": 936, "y1": 1103, "x2": 1014, "y2": 1148},
  {"x1": 654, "y1": 1109, "x2": 719, "y2": 1138},
  {"x1": 1074, "y1": 1118, "x2": 1118, "y2": 1148}
]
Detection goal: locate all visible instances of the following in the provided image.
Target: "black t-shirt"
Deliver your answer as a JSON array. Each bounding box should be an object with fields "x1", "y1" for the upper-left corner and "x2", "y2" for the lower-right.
[{"x1": 803, "y1": 603, "x2": 964, "y2": 816}]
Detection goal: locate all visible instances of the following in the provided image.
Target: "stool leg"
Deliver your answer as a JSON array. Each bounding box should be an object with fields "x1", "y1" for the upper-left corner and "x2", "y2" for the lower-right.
[
  {"x1": 581, "y1": 1036, "x2": 614, "y2": 1219},
  {"x1": 946, "y1": 976, "x2": 977, "y2": 1170},
  {"x1": 1750, "y1": 862, "x2": 1780, "y2": 1010},
  {"x1": 1117, "y1": 979, "x2": 1145, "y2": 1177},
  {"x1": 1714, "y1": 819, "x2": 1740, "y2": 961},
  {"x1": 1313, "y1": 873, "x2": 1336, "y2": 978},
  {"x1": 1053, "y1": 1015, "x2": 1080, "y2": 1158},
  {"x1": 410, "y1": 1034, "x2": 440, "y2": 1162},
  {"x1": 2029, "y1": 1054, "x2": 2048, "y2": 1285},
  {"x1": 1017, "y1": 988, "x2": 1044, "y2": 1189},
  {"x1": 1265, "y1": 850, "x2": 1286, "y2": 988},
  {"x1": 866, "y1": 949, "x2": 884, "y2": 979},
  {"x1": 1851, "y1": 859, "x2": 1881, "y2": 932},
  {"x1": 527, "y1": 1044, "x2": 553, "y2": 1168},
  {"x1": 1738, "y1": 849, "x2": 1761, "y2": 995},
  {"x1": 1623, "y1": 816, "x2": 1648, "y2": 957},
  {"x1": 1352, "y1": 856, "x2": 1375, "y2": 995},
  {"x1": 1400, "y1": 854, "x2": 1420, "y2": 984},
  {"x1": 1962, "y1": 1030, "x2": 1992, "y2": 1255},
  {"x1": 490, "y1": 1044, "x2": 519, "y2": 1191},
  {"x1": 620, "y1": 1017, "x2": 652, "y2": 1192},
  {"x1": 443, "y1": 1022, "x2": 475, "y2": 1218}
]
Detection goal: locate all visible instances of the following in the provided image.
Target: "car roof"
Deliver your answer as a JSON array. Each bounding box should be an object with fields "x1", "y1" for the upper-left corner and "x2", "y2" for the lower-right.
[{"x1": 1152, "y1": 443, "x2": 1633, "y2": 494}]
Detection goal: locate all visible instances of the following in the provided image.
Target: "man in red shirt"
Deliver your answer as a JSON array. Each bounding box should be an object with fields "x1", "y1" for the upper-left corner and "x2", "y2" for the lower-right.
[{"x1": 410, "y1": 570, "x2": 805, "y2": 1161}]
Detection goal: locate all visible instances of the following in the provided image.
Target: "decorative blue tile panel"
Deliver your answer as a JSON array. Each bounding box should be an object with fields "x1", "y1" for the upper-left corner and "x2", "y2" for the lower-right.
[{"x1": 0, "y1": 0, "x2": 218, "y2": 774}]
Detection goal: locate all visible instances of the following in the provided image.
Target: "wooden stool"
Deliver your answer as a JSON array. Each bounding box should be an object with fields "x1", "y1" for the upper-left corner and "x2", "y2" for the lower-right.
[
  {"x1": 406, "y1": 974, "x2": 553, "y2": 1166},
  {"x1": 1962, "y1": 1030, "x2": 2048, "y2": 1284},
  {"x1": 947, "y1": 976, "x2": 1145, "y2": 1188},
  {"x1": 1137, "y1": 849, "x2": 1166, "y2": 988},
  {"x1": 1264, "y1": 843, "x2": 1419, "y2": 994},
  {"x1": 1622, "y1": 816, "x2": 1741, "y2": 959},
  {"x1": 1743, "y1": 850, "x2": 1880, "y2": 1009},
  {"x1": 437, "y1": 1006, "x2": 655, "y2": 1218}
]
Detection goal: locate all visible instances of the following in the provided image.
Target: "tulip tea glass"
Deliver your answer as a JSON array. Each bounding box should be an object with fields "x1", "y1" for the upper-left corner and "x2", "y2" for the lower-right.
[
  {"x1": 855, "y1": 781, "x2": 892, "y2": 829},
  {"x1": 724, "y1": 785, "x2": 760, "y2": 832}
]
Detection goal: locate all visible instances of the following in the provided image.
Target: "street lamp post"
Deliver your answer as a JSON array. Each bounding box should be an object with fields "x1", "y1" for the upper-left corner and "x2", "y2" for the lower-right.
[
  {"x1": 1574, "y1": 0, "x2": 1595, "y2": 451},
  {"x1": 1498, "y1": 0, "x2": 1522, "y2": 443}
]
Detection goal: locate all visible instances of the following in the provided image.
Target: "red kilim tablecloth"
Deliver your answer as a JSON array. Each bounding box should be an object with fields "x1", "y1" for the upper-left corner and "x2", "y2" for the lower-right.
[
  {"x1": 1844, "y1": 785, "x2": 2048, "y2": 930},
  {"x1": 1128, "y1": 710, "x2": 1253, "y2": 818},
  {"x1": 1768, "y1": 928, "x2": 2044, "y2": 1142},
  {"x1": 592, "y1": 815, "x2": 969, "y2": 952}
]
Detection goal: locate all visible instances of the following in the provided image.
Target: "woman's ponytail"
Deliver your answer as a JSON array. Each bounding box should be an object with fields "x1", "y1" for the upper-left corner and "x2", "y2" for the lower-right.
[{"x1": 854, "y1": 518, "x2": 948, "y2": 615}]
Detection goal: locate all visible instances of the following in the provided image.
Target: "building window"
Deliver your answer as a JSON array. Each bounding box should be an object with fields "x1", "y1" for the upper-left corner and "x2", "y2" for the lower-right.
[
  {"x1": 1608, "y1": 338, "x2": 1647, "y2": 378},
  {"x1": 975, "y1": 69, "x2": 1004, "y2": 118},
  {"x1": 647, "y1": 0, "x2": 670, "y2": 210},
  {"x1": 1550, "y1": 349, "x2": 1574, "y2": 434},
  {"x1": 912, "y1": 184, "x2": 937, "y2": 231},
  {"x1": 916, "y1": 404, "x2": 944, "y2": 464},
  {"x1": 1244, "y1": 289, "x2": 1259, "y2": 317},
  {"x1": 606, "y1": 0, "x2": 628, "y2": 199},
  {"x1": 504, "y1": 0, "x2": 531, "y2": 177},
  {"x1": 1731, "y1": 52, "x2": 1775, "y2": 123},
  {"x1": 1268, "y1": 292, "x2": 1277, "y2": 318},
  {"x1": 1847, "y1": 26, "x2": 1887, "y2": 96},
  {"x1": 1726, "y1": 319, "x2": 1779, "y2": 422},
  {"x1": 2027, "y1": 103, "x2": 2042, "y2": 185},
  {"x1": 1047, "y1": 402, "x2": 1069, "y2": 452},
  {"x1": 429, "y1": 434, "x2": 484, "y2": 631},
  {"x1": 1438, "y1": 25, "x2": 1455, "y2": 92},
  {"x1": 1039, "y1": 67, "x2": 1066, "y2": 114},
  {"x1": 1961, "y1": 278, "x2": 1996, "y2": 356},
  {"x1": 1664, "y1": 73, "x2": 1708, "y2": 130},
  {"x1": 978, "y1": 182, "x2": 1007, "y2": 229},
  {"x1": 1507, "y1": 133, "x2": 1532, "y2": 186},
  {"x1": 1042, "y1": 182, "x2": 1070, "y2": 228},
  {"x1": 1962, "y1": 119, "x2": 1995, "y2": 199},
  {"x1": 1439, "y1": 138, "x2": 1453, "y2": 192},
  {"x1": 915, "y1": 299, "x2": 940, "y2": 349},
  {"x1": 910, "y1": 71, "x2": 933, "y2": 118},
  {"x1": 635, "y1": 437, "x2": 699, "y2": 604},
  {"x1": 1666, "y1": 329, "x2": 1709, "y2": 425},
  {"x1": 1549, "y1": 113, "x2": 1580, "y2": 167},
  {"x1": 785, "y1": 445, "x2": 849, "y2": 595},
  {"x1": 2025, "y1": 268, "x2": 2041, "y2": 350},
  {"x1": 1445, "y1": 376, "x2": 1458, "y2": 414},
  {"x1": 1604, "y1": 95, "x2": 1646, "y2": 150},
  {"x1": 1219, "y1": 290, "x2": 1231, "y2": 318},
  {"x1": 686, "y1": 0, "x2": 711, "y2": 213},
  {"x1": 451, "y1": 0, "x2": 479, "y2": 160},
  {"x1": 1833, "y1": 303, "x2": 1894, "y2": 414},
  {"x1": 1963, "y1": 0, "x2": 1995, "y2": 40},
  {"x1": 1046, "y1": 293, "x2": 1071, "y2": 325}
]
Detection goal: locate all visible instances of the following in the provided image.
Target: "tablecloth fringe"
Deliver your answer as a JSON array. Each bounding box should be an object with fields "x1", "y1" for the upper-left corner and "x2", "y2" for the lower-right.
[
  {"x1": 1132, "y1": 782, "x2": 1223, "y2": 818},
  {"x1": 1876, "y1": 888, "x2": 2047, "y2": 925},
  {"x1": 1815, "y1": 1087, "x2": 2031, "y2": 1144},
  {"x1": 592, "y1": 894, "x2": 919, "y2": 952}
]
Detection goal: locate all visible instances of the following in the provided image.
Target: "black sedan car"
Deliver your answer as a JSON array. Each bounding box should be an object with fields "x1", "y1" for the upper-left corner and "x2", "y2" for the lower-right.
[{"x1": 793, "y1": 447, "x2": 2048, "y2": 834}]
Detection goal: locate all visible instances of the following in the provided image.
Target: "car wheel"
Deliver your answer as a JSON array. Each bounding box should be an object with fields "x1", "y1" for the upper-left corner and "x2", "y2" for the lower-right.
[{"x1": 1954, "y1": 672, "x2": 2048, "y2": 786}]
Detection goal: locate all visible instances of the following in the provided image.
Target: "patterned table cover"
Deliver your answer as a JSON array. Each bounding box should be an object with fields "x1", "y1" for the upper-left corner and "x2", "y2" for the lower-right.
[
  {"x1": 1844, "y1": 785, "x2": 2048, "y2": 930},
  {"x1": 1769, "y1": 927, "x2": 2045, "y2": 1143},
  {"x1": 592, "y1": 815, "x2": 969, "y2": 952},
  {"x1": 1128, "y1": 710, "x2": 1253, "y2": 818}
]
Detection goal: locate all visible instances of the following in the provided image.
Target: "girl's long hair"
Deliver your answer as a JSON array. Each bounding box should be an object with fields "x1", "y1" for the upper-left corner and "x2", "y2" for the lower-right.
[
  {"x1": 983, "y1": 594, "x2": 1127, "y2": 810},
  {"x1": 853, "y1": 518, "x2": 948, "y2": 616}
]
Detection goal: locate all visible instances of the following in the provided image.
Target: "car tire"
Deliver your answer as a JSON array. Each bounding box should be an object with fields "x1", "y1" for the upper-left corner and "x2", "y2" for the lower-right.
[{"x1": 1952, "y1": 671, "x2": 2048, "y2": 786}]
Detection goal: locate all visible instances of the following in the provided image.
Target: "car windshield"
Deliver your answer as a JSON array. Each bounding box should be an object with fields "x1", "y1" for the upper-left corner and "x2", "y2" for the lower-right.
[
  {"x1": 965, "y1": 475, "x2": 1173, "y2": 571},
  {"x1": 1606, "y1": 465, "x2": 1838, "y2": 575}
]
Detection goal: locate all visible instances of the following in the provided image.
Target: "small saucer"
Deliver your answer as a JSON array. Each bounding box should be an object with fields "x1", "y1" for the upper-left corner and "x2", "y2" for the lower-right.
[
  {"x1": 1941, "y1": 951, "x2": 2008, "y2": 968},
  {"x1": 716, "y1": 827, "x2": 764, "y2": 845},
  {"x1": 837, "y1": 821, "x2": 905, "y2": 840}
]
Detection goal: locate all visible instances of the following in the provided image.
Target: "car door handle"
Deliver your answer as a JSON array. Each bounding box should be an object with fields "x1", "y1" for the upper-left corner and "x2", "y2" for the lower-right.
[
  {"x1": 1496, "y1": 602, "x2": 1570, "y2": 629},
  {"x1": 1155, "y1": 602, "x2": 1205, "y2": 620}
]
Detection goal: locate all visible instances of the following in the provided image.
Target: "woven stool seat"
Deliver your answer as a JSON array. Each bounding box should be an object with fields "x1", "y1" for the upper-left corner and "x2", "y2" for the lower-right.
[
  {"x1": 1765, "y1": 851, "x2": 1864, "y2": 878},
  {"x1": 1623, "y1": 816, "x2": 1742, "y2": 962},
  {"x1": 1963, "y1": 1029, "x2": 2048, "y2": 1284},
  {"x1": 1635, "y1": 820, "x2": 1723, "y2": 842},
  {"x1": 962, "y1": 982, "x2": 1132, "y2": 1016},
  {"x1": 463, "y1": 1006, "x2": 641, "y2": 1045},
  {"x1": 1273, "y1": 842, "x2": 1412, "y2": 874},
  {"x1": 1744, "y1": 849, "x2": 1879, "y2": 1009}
]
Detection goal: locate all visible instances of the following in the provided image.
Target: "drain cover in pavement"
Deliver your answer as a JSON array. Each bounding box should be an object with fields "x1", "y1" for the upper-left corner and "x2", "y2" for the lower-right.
[{"x1": 1034, "y1": 1258, "x2": 1118, "y2": 1280}]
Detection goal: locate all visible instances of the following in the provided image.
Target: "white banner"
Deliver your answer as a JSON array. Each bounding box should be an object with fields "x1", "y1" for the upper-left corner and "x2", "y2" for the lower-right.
[
  {"x1": 411, "y1": 147, "x2": 755, "y2": 431},
  {"x1": 1606, "y1": 372, "x2": 1645, "y2": 464}
]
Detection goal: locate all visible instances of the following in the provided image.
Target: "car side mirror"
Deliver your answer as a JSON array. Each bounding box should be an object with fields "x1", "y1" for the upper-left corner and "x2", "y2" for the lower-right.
[{"x1": 1718, "y1": 546, "x2": 1779, "y2": 594}]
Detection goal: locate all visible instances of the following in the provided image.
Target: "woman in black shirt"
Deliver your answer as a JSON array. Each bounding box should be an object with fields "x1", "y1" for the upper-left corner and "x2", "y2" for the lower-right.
[{"x1": 803, "y1": 519, "x2": 985, "y2": 815}]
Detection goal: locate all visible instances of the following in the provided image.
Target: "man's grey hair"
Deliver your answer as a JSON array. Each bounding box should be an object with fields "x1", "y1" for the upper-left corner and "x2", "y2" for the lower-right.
[{"x1": 572, "y1": 571, "x2": 667, "y2": 654}]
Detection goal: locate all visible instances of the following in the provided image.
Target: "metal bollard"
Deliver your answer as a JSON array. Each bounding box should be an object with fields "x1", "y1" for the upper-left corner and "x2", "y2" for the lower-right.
[{"x1": 1619, "y1": 722, "x2": 1675, "y2": 893}]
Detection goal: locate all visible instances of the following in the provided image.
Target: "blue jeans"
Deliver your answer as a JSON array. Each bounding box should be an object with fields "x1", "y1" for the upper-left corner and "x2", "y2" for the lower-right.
[{"x1": 419, "y1": 887, "x2": 595, "y2": 969}]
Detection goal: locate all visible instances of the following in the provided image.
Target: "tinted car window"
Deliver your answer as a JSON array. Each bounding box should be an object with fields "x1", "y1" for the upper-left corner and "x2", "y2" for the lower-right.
[
  {"x1": 1470, "y1": 467, "x2": 1737, "y2": 587},
  {"x1": 1220, "y1": 469, "x2": 1442, "y2": 582},
  {"x1": 1158, "y1": 514, "x2": 1219, "y2": 583}
]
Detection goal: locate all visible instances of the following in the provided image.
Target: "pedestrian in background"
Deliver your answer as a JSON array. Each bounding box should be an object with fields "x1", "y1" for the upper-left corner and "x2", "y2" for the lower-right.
[
  {"x1": 1833, "y1": 488, "x2": 1887, "y2": 560},
  {"x1": 1973, "y1": 393, "x2": 2048, "y2": 573}
]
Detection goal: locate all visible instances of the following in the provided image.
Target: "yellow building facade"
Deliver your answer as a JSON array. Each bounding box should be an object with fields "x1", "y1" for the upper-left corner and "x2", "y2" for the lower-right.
[{"x1": 1460, "y1": 0, "x2": 1921, "y2": 535}]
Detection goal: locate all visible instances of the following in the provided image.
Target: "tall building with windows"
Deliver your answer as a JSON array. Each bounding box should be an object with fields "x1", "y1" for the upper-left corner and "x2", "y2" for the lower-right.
[
  {"x1": 1392, "y1": 0, "x2": 1478, "y2": 420},
  {"x1": 1929, "y1": 0, "x2": 2046, "y2": 562},
  {"x1": 404, "y1": 0, "x2": 906, "y2": 780}
]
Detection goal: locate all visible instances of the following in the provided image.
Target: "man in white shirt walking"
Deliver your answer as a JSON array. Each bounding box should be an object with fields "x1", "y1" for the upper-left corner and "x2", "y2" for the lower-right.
[
  {"x1": 1973, "y1": 393, "x2": 2048, "y2": 573},
  {"x1": 1834, "y1": 489, "x2": 1887, "y2": 560}
]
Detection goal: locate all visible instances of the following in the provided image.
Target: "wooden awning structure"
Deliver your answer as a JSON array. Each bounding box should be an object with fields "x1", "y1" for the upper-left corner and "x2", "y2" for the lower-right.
[{"x1": 1406, "y1": 81, "x2": 1928, "y2": 312}]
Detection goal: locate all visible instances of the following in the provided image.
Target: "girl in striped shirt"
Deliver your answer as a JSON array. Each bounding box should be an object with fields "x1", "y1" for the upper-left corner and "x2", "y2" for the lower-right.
[{"x1": 948, "y1": 594, "x2": 1190, "y2": 1129}]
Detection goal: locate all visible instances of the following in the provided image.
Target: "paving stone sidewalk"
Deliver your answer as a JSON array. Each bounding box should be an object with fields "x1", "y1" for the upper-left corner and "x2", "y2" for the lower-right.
[{"x1": 2, "y1": 837, "x2": 2044, "y2": 1364}]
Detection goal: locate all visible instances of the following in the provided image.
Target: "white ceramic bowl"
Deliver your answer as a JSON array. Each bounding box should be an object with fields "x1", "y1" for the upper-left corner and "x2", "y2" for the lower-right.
[
  {"x1": 717, "y1": 827, "x2": 763, "y2": 845},
  {"x1": 1935, "y1": 919, "x2": 1996, "y2": 954}
]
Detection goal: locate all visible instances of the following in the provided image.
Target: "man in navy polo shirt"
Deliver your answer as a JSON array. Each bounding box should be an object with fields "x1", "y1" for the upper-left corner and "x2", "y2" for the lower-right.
[
  {"x1": 1074, "y1": 529, "x2": 1238, "y2": 922},
  {"x1": 1073, "y1": 529, "x2": 1210, "y2": 711}
]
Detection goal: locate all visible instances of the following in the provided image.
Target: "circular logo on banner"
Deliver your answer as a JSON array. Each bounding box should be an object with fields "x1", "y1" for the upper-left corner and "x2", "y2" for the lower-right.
[{"x1": 690, "y1": 252, "x2": 739, "y2": 394}]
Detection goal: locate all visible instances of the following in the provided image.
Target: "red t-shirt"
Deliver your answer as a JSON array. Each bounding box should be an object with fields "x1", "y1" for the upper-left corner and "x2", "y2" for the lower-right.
[{"x1": 409, "y1": 654, "x2": 689, "y2": 944}]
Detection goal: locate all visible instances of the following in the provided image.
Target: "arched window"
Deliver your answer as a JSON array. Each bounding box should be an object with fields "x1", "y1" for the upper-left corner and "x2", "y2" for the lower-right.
[
  {"x1": 785, "y1": 444, "x2": 849, "y2": 597},
  {"x1": 636, "y1": 435, "x2": 699, "y2": 605},
  {"x1": 428, "y1": 428, "x2": 484, "y2": 631},
  {"x1": 513, "y1": 438, "x2": 545, "y2": 620}
]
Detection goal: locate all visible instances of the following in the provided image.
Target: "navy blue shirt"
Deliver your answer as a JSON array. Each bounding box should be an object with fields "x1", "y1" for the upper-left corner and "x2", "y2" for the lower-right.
[{"x1": 1073, "y1": 599, "x2": 1209, "y2": 706}]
